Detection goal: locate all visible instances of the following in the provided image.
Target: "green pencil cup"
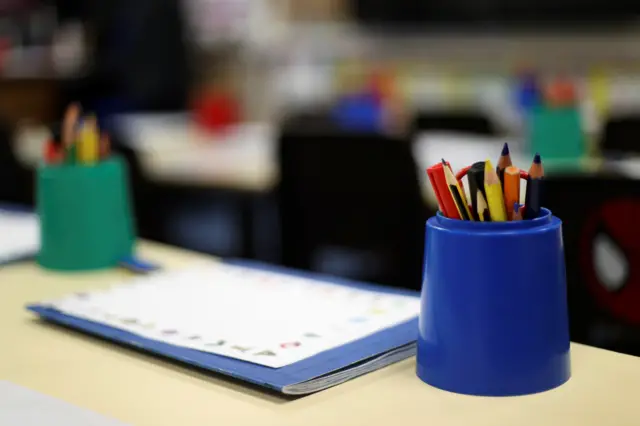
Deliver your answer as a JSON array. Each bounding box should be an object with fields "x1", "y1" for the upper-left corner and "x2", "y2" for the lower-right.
[
  {"x1": 37, "y1": 156, "x2": 136, "y2": 271},
  {"x1": 527, "y1": 106, "x2": 585, "y2": 160}
]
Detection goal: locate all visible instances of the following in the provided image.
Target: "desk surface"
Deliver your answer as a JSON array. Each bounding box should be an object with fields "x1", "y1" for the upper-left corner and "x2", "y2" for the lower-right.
[{"x1": 3, "y1": 240, "x2": 640, "y2": 426}]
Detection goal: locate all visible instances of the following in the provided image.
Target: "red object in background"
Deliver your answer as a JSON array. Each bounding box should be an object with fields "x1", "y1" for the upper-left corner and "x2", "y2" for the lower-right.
[
  {"x1": 545, "y1": 78, "x2": 577, "y2": 107},
  {"x1": 368, "y1": 69, "x2": 399, "y2": 106},
  {"x1": 43, "y1": 140, "x2": 63, "y2": 164},
  {"x1": 193, "y1": 92, "x2": 240, "y2": 135},
  {"x1": 580, "y1": 199, "x2": 640, "y2": 326}
]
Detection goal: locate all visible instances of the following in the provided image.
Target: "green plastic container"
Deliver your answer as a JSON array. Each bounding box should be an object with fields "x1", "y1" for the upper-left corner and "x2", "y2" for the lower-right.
[
  {"x1": 527, "y1": 106, "x2": 585, "y2": 161},
  {"x1": 37, "y1": 156, "x2": 136, "y2": 271}
]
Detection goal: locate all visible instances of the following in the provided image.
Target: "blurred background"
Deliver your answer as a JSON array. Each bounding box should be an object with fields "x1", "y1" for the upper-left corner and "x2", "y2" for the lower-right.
[{"x1": 3, "y1": 0, "x2": 640, "y2": 355}]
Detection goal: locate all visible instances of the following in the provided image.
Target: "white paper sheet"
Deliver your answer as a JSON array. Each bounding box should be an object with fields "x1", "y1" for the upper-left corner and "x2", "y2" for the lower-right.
[
  {"x1": 47, "y1": 262, "x2": 420, "y2": 368},
  {"x1": 0, "y1": 381, "x2": 129, "y2": 425},
  {"x1": 0, "y1": 209, "x2": 39, "y2": 264}
]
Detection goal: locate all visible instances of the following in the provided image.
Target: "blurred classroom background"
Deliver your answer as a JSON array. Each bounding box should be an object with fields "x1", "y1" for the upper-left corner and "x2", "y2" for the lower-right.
[{"x1": 3, "y1": 0, "x2": 640, "y2": 355}]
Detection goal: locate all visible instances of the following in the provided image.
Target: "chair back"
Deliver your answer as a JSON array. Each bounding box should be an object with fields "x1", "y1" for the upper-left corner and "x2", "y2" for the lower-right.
[{"x1": 278, "y1": 126, "x2": 429, "y2": 290}]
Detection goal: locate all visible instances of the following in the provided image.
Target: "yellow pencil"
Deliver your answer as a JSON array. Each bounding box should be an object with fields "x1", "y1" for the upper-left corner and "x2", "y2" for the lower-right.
[
  {"x1": 77, "y1": 116, "x2": 99, "y2": 164},
  {"x1": 476, "y1": 189, "x2": 490, "y2": 222},
  {"x1": 484, "y1": 160, "x2": 507, "y2": 222}
]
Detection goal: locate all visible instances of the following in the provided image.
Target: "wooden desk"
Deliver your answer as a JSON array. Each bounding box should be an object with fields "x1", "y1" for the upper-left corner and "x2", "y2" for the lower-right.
[{"x1": 2, "y1": 240, "x2": 640, "y2": 425}]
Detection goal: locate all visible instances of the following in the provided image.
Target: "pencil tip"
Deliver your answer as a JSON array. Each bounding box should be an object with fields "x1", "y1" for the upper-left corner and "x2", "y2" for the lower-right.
[
  {"x1": 501, "y1": 143, "x2": 510, "y2": 156},
  {"x1": 514, "y1": 202, "x2": 520, "y2": 213},
  {"x1": 484, "y1": 159, "x2": 493, "y2": 170},
  {"x1": 533, "y1": 153, "x2": 541, "y2": 164},
  {"x1": 441, "y1": 158, "x2": 447, "y2": 166}
]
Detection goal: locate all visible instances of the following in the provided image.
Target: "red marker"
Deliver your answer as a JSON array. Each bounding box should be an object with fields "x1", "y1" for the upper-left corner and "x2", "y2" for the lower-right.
[
  {"x1": 427, "y1": 162, "x2": 461, "y2": 219},
  {"x1": 43, "y1": 140, "x2": 63, "y2": 164}
]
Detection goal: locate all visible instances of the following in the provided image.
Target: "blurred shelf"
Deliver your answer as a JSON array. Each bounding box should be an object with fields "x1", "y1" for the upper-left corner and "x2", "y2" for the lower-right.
[
  {"x1": 269, "y1": 22, "x2": 640, "y2": 67},
  {"x1": 0, "y1": 46, "x2": 56, "y2": 80}
]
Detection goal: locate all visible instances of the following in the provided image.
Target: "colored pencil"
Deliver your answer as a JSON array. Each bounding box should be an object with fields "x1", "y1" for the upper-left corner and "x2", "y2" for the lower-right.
[
  {"x1": 496, "y1": 142, "x2": 512, "y2": 188},
  {"x1": 77, "y1": 115, "x2": 99, "y2": 164},
  {"x1": 99, "y1": 133, "x2": 111, "y2": 159},
  {"x1": 476, "y1": 190, "x2": 491, "y2": 222},
  {"x1": 467, "y1": 161, "x2": 487, "y2": 221},
  {"x1": 484, "y1": 160, "x2": 507, "y2": 222},
  {"x1": 62, "y1": 104, "x2": 80, "y2": 164},
  {"x1": 442, "y1": 159, "x2": 473, "y2": 221},
  {"x1": 62, "y1": 103, "x2": 80, "y2": 148},
  {"x1": 455, "y1": 165, "x2": 471, "y2": 182},
  {"x1": 524, "y1": 153, "x2": 544, "y2": 219},
  {"x1": 450, "y1": 162, "x2": 470, "y2": 211},
  {"x1": 503, "y1": 166, "x2": 520, "y2": 220},
  {"x1": 427, "y1": 166, "x2": 446, "y2": 214},
  {"x1": 427, "y1": 162, "x2": 461, "y2": 219},
  {"x1": 513, "y1": 203, "x2": 523, "y2": 221}
]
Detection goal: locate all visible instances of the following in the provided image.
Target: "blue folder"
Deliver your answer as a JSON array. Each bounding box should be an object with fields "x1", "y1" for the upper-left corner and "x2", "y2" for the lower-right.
[{"x1": 28, "y1": 259, "x2": 420, "y2": 395}]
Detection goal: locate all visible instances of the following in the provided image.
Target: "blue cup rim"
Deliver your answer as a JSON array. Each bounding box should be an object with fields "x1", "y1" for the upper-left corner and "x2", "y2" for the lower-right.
[{"x1": 434, "y1": 207, "x2": 552, "y2": 231}]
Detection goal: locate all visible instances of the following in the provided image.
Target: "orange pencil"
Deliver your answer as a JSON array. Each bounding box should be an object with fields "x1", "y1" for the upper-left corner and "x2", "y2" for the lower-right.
[{"x1": 504, "y1": 166, "x2": 520, "y2": 220}]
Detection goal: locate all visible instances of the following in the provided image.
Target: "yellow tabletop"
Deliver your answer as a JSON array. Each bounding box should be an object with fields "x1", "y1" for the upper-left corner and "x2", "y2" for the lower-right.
[{"x1": 1, "y1": 241, "x2": 639, "y2": 426}]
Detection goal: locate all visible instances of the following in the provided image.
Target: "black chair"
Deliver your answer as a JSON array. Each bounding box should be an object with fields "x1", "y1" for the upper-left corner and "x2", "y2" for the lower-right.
[
  {"x1": 412, "y1": 111, "x2": 497, "y2": 136},
  {"x1": 601, "y1": 116, "x2": 640, "y2": 156},
  {"x1": 111, "y1": 123, "x2": 267, "y2": 260},
  {"x1": 0, "y1": 120, "x2": 34, "y2": 206},
  {"x1": 545, "y1": 173, "x2": 640, "y2": 356},
  {"x1": 278, "y1": 126, "x2": 430, "y2": 290}
]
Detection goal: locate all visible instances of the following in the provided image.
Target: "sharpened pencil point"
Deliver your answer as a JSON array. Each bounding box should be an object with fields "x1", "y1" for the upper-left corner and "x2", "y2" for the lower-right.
[
  {"x1": 441, "y1": 159, "x2": 447, "y2": 167},
  {"x1": 533, "y1": 153, "x2": 541, "y2": 164},
  {"x1": 514, "y1": 202, "x2": 520, "y2": 213},
  {"x1": 484, "y1": 159, "x2": 494, "y2": 170},
  {"x1": 501, "y1": 143, "x2": 510, "y2": 156}
]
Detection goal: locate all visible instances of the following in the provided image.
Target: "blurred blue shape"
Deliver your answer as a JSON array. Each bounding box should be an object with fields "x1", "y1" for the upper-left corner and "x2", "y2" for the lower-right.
[
  {"x1": 332, "y1": 93, "x2": 384, "y2": 132},
  {"x1": 514, "y1": 74, "x2": 542, "y2": 114},
  {"x1": 91, "y1": 97, "x2": 137, "y2": 133}
]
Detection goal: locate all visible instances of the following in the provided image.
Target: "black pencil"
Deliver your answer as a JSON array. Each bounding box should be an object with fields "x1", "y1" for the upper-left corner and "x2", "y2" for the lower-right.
[
  {"x1": 467, "y1": 161, "x2": 487, "y2": 221},
  {"x1": 524, "y1": 153, "x2": 544, "y2": 219}
]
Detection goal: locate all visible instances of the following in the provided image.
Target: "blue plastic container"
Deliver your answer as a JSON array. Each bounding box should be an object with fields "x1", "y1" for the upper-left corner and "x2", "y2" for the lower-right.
[{"x1": 417, "y1": 208, "x2": 571, "y2": 396}]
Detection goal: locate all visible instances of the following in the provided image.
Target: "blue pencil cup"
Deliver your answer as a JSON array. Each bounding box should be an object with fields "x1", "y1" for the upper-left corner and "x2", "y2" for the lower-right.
[{"x1": 417, "y1": 208, "x2": 571, "y2": 396}]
